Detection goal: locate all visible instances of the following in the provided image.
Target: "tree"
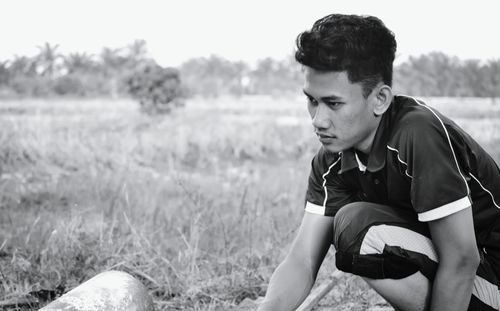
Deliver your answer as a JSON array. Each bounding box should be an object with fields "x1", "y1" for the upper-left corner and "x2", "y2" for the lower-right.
[
  {"x1": 126, "y1": 65, "x2": 185, "y2": 114},
  {"x1": 484, "y1": 59, "x2": 500, "y2": 100},
  {"x1": 9, "y1": 55, "x2": 38, "y2": 77},
  {"x1": 247, "y1": 56, "x2": 302, "y2": 95},
  {"x1": 99, "y1": 47, "x2": 128, "y2": 97},
  {"x1": 180, "y1": 55, "x2": 248, "y2": 97},
  {"x1": 0, "y1": 60, "x2": 10, "y2": 85},
  {"x1": 63, "y1": 52, "x2": 96, "y2": 74},
  {"x1": 394, "y1": 53, "x2": 465, "y2": 96},
  {"x1": 458, "y1": 60, "x2": 487, "y2": 97},
  {"x1": 125, "y1": 39, "x2": 149, "y2": 68},
  {"x1": 36, "y1": 42, "x2": 60, "y2": 77},
  {"x1": 99, "y1": 47, "x2": 125, "y2": 75}
]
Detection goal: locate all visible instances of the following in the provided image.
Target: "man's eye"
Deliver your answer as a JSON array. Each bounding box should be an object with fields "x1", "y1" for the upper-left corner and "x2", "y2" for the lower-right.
[
  {"x1": 326, "y1": 102, "x2": 342, "y2": 108},
  {"x1": 307, "y1": 97, "x2": 318, "y2": 105}
]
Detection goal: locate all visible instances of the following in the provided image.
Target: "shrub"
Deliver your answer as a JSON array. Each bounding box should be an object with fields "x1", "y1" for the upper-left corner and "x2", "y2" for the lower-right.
[
  {"x1": 53, "y1": 75, "x2": 86, "y2": 96},
  {"x1": 126, "y1": 65, "x2": 185, "y2": 114}
]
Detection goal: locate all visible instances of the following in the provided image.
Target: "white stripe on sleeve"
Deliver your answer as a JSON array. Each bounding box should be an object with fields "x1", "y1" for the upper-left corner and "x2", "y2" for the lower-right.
[
  {"x1": 305, "y1": 201, "x2": 325, "y2": 215},
  {"x1": 418, "y1": 196, "x2": 471, "y2": 222}
]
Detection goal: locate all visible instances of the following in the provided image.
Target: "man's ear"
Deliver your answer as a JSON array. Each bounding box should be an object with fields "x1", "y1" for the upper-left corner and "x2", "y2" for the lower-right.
[{"x1": 373, "y1": 85, "x2": 393, "y2": 116}]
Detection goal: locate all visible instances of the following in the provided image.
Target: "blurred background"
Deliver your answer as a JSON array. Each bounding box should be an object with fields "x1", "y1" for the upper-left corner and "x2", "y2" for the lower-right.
[{"x1": 0, "y1": 0, "x2": 499, "y2": 310}]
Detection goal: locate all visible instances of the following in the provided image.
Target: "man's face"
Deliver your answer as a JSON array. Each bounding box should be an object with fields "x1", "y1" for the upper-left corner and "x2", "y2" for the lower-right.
[{"x1": 303, "y1": 67, "x2": 379, "y2": 154}]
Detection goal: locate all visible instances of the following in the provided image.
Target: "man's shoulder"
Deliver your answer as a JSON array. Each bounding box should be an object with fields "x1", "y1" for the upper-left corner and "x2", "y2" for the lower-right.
[
  {"x1": 388, "y1": 95, "x2": 452, "y2": 147},
  {"x1": 393, "y1": 95, "x2": 437, "y2": 125},
  {"x1": 392, "y1": 95, "x2": 458, "y2": 126}
]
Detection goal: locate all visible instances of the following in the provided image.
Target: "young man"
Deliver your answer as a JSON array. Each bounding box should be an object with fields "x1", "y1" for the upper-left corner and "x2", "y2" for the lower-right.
[{"x1": 258, "y1": 14, "x2": 500, "y2": 311}]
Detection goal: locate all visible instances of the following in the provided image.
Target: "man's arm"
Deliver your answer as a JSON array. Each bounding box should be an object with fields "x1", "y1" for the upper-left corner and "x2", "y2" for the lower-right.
[
  {"x1": 258, "y1": 211, "x2": 334, "y2": 311},
  {"x1": 428, "y1": 206, "x2": 480, "y2": 311}
]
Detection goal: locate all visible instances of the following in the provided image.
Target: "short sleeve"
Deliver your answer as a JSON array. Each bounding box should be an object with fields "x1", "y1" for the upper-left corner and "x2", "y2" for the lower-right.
[
  {"x1": 305, "y1": 149, "x2": 358, "y2": 217},
  {"x1": 401, "y1": 112, "x2": 471, "y2": 222}
]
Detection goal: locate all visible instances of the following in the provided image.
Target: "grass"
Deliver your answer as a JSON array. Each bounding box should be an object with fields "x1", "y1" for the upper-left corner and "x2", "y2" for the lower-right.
[{"x1": 0, "y1": 95, "x2": 499, "y2": 310}]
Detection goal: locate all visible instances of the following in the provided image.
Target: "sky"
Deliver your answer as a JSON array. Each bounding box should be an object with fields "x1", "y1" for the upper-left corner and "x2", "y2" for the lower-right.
[{"x1": 2, "y1": 0, "x2": 499, "y2": 67}]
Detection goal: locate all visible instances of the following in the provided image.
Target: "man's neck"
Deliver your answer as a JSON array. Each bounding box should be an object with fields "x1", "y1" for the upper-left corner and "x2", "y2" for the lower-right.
[
  {"x1": 355, "y1": 117, "x2": 382, "y2": 154},
  {"x1": 355, "y1": 150, "x2": 369, "y2": 166}
]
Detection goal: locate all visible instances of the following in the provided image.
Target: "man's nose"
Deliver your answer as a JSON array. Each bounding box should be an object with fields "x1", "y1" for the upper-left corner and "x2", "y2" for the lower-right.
[{"x1": 311, "y1": 103, "x2": 330, "y2": 130}]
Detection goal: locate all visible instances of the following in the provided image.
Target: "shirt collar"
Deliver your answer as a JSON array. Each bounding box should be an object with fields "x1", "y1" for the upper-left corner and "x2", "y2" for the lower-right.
[{"x1": 338, "y1": 105, "x2": 392, "y2": 174}]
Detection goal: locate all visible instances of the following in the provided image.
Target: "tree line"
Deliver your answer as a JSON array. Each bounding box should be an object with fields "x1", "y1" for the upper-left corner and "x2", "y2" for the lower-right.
[
  {"x1": 393, "y1": 53, "x2": 500, "y2": 98},
  {"x1": 0, "y1": 40, "x2": 498, "y2": 99},
  {"x1": 0, "y1": 40, "x2": 154, "y2": 98}
]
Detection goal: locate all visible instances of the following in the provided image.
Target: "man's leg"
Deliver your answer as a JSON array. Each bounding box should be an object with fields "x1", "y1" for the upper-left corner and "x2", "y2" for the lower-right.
[
  {"x1": 332, "y1": 202, "x2": 500, "y2": 311},
  {"x1": 364, "y1": 272, "x2": 431, "y2": 311}
]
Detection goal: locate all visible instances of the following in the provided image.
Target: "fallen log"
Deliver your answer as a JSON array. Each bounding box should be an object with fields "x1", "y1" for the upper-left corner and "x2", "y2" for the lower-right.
[{"x1": 39, "y1": 270, "x2": 154, "y2": 311}]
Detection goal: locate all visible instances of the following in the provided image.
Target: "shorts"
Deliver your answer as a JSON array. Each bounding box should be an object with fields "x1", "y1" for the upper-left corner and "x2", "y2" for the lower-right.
[{"x1": 333, "y1": 202, "x2": 500, "y2": 310}]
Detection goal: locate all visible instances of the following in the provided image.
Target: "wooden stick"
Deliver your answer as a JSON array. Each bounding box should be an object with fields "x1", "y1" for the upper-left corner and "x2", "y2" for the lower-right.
[
  {"x1": 0, "y1": 297, "x2": 38, "y2": 308},
  {"x1": 296, "y1": 270, "x2": 343, "y2": 311}
]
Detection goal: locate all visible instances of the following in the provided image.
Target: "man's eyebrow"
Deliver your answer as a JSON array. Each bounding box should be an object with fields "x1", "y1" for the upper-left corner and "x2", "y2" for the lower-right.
[
  {"x1": 303, "y1": 90, "x2": 344, "y2": 101},
  {"x1": 303, "y1": 90, "x2": 314, "y2": 98}
]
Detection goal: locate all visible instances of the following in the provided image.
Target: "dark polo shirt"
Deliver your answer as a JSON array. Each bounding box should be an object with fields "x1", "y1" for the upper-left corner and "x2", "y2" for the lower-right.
[{"x1": 305, "y1": 95, "x2": 500, "y2": 250}]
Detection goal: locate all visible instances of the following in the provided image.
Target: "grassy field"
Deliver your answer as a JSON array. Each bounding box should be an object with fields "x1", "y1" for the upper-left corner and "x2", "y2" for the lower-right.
[{"x1": 0, "y1": 95, "x2": 499, "y2": 310}]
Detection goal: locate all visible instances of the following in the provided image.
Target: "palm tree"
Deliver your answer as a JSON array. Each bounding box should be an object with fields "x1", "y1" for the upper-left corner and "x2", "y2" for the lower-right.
[
  {"x1": 36, "y1": 42, "x2": 60, "y2": 77},
  {"x1": 63, "y1": 52, "x2": 95, "y2": 74},
  {"x1": 99, "y1": 47, "x2": 125, "y2": 76},
  {"x1": 99, "y1": 47, "x2": 127, "y2": 97},
  {"x1": 126, "y1": 39, "x2": 148, "y2": 64}
]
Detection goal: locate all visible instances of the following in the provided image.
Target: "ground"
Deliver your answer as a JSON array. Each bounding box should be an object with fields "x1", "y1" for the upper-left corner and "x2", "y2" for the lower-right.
[{"x1": 1, "y1": 95, "x2": 499, "y2": 310}]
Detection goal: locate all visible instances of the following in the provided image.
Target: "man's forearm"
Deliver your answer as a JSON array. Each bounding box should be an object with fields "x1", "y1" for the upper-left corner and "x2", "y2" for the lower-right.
[
  {"x1": 430, "y1": 263, "x2": 478, "y2": 311},
  {"x1": 258, "y1": 256, "x2": 316, "y2": 311}
]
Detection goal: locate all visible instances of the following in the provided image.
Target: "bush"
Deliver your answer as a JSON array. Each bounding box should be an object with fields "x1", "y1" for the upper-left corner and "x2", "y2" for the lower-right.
[
  {"x1": 126, "y1": 65, "x2": 185, "y2": 114},
  {"x1": 53, "y1": 75, "x2": 86, "y2": 96}
]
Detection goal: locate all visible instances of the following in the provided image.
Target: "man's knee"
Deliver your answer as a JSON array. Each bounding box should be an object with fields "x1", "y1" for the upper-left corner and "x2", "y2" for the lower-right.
[
  {"x1": 333, "y1": 201, "x2": 382, "y2": 251},
  {"x1": 332, "y1": 202, "x2": 437, "y2": 280},
  {"x1": 333, "y1": 202, "x2": 430, "y2": 252}
]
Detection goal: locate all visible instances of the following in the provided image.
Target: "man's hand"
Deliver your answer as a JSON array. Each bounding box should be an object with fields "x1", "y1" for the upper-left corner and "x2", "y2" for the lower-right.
[
  {"x1": 258, "y1": 212, "x2": 334, "y2": 311},
  {"x1": 428, "y1": 206, "x2": 480, "y2": 311}
]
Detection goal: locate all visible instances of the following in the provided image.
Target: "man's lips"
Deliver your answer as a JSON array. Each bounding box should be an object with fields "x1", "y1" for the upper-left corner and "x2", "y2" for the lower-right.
[
  {"x1": 316, "y1": 133, "x2": 336, "y2": 139},
  {"x1": 316, "y1": 133, "x2": 337, "y2": 143}
]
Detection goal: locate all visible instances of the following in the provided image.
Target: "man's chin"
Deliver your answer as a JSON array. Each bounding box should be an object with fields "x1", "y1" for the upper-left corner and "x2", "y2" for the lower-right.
[{"x1": 321, "y1": 143, "x2": 346, "y2": 154}]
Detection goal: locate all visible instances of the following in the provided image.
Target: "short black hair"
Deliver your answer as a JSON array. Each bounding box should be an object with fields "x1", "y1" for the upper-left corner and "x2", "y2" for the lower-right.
[{"x1": 295, "y1": 14, "x2": 397, "y2": 98}]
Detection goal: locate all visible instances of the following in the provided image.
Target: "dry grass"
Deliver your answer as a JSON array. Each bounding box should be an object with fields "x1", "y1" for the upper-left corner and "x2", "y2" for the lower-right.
[{"x1": 0, "y1": 95, "x2": 498, "y2": 310}]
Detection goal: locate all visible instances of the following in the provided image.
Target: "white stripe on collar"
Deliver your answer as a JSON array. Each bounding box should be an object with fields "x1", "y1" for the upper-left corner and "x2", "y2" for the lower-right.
[{"x1": 355, "y1": 152, "x2": 367, "y2": 172}]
